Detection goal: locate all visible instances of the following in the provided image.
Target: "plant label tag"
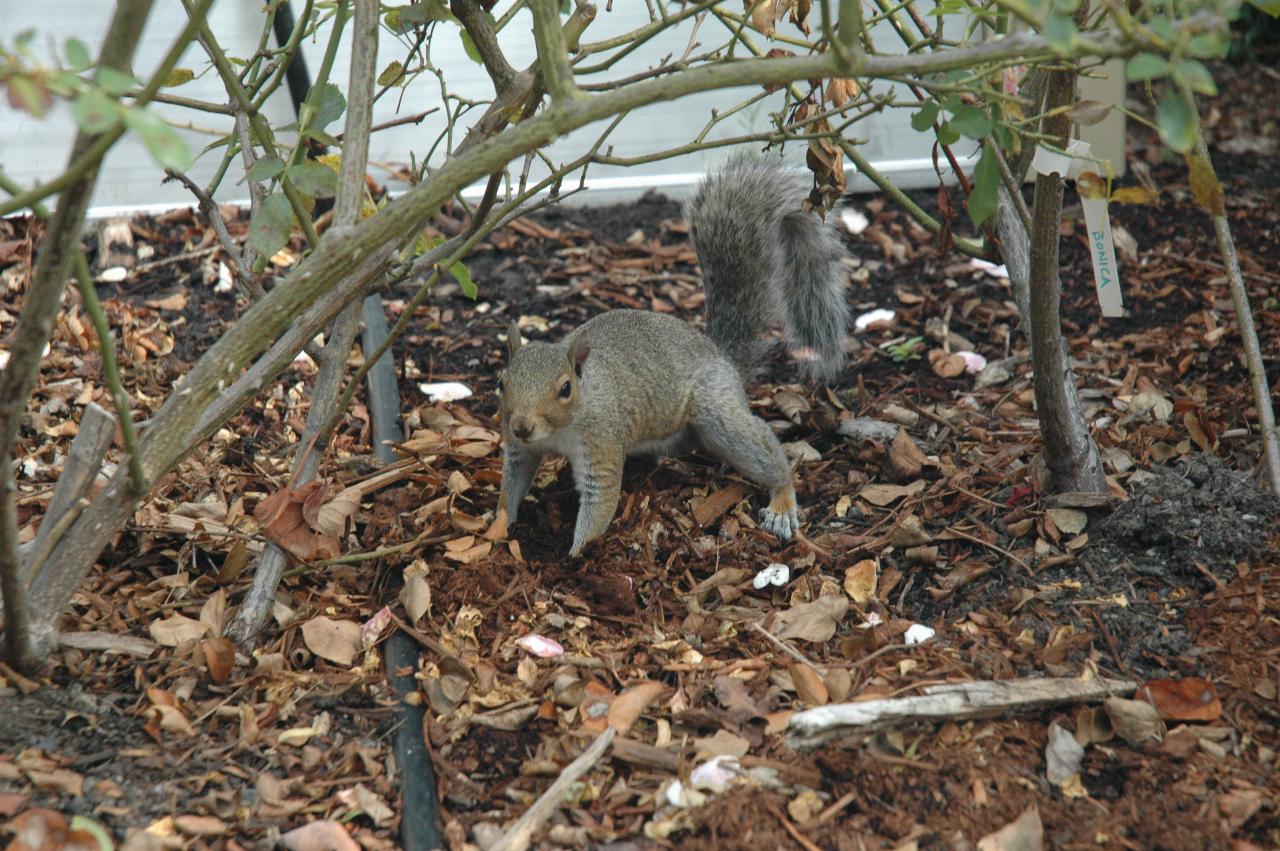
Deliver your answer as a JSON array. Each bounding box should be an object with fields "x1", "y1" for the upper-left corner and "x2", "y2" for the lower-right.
[
  {"x1": 1031, "y1": 140, "x2": 1124, "y2": 318},
  {"x1": 1079, "y1": 192, "x2": 1123, "y2": 317}
]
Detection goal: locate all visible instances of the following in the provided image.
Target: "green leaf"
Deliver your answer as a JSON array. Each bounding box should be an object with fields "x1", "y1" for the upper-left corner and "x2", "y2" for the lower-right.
[
  {"x1": 249, "y1": 193, "x2": 294, "y2": 257},
  {"x1": 163, "y1": 67, "x2": 195, "y2": 87},
  {"x1": 72, "y1": 89, "x2": 120, "y2": 134},
  {"x1": 1172, "y1": 59, "x2": 1217, "y2": 96},
  {"x1": 1125, "y1": 52, "x2": 1169, "y2": 82},
  {"x1": 1146, "y1": 16, "x2": 1177, "y2": 40},
  {"x1": 949, "y1": 105, "x2": 992, "y2": 139},
  {"x1": 15, "y1": 28, "x2": 36, "y2": 49},
  {"x1": 308, "y1": 82, "x2": 346, "y2": 130},
  {"x1": 460, "y1": 29, "x2": 483, "y2": 64},
  {"x1": 285, "y1": 161, "x2": 338, "y2": 198},
  {"x1": 377, "y1": 60, "x2": 404, "y2": 87},
  {"x1": 247, "y1": 155, "x2": 285, "y2": 183},
  {"x1": 65, "y1": 38, "x2": 92, "y2": 71},
  {"x1": 123, "y1": 108, "x2": 190, "y2": 170},
  {"x1": 1187, "y1": 33, "x2": 1229, "y2": 58},
  {"x1": 1155, "y1": 92, "x2": 1195, "y2": 153},
  {"x1": 96, "y1": 67, "x2": 139, "y2": 96},
  {"x1": 936, "y1": 121, "x2": 961, "y2": 146},
  {"x1": 1248, "y1": 0, "x2": 1280, "y2": 15},
  {"x1": 1042, "y1": 11, "x2": 1078, "y2": 52},
  {"x1": 451, "y1": 261, "x2": 477, "y2": 298},
  {"x1": 967, "y1": 145, "x2": 999, "y2": 229},
  {"x1": 910, "y1": 102, "x2": 939, "y2": 132}
]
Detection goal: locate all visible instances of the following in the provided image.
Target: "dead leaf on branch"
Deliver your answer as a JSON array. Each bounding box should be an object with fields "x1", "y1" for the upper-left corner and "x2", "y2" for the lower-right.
[{"x1": 254, "y1": 481, "x2": 341, "y2": 561}]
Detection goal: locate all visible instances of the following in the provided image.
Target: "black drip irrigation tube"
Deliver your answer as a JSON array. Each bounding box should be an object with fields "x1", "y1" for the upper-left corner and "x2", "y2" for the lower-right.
[
  {"x1": 270, "y1": 5, "x2": 443, "y2": 845},
  {"x1": 361, "y1": 293, "x2": 444, "y2": 850}
]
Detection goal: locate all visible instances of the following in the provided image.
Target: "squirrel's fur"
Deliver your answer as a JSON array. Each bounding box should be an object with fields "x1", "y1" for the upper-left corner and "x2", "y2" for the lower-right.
[{"x1": 498, "y1": 154, "x2": 849, "y2": 556}]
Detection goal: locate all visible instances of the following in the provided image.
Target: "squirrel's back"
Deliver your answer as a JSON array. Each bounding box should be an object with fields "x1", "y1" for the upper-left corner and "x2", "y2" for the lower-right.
[{"x1": 684, "y1": 153, "x2": 849, "y2": 382}]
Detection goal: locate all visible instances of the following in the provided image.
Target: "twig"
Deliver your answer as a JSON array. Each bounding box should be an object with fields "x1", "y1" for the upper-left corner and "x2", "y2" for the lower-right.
[
  {"x1": 161, "y1": 169, "x2": 259, "y2": 297},
  {"x1": 491, "y1": 727, "x2": 616, "y2": 851},
  {"x1": 750, "y1": 621, "x2": 827, "y2": 675},
  {"x1": 72, "y1": 253, "x2": 146, "y2": 495},
  {"x1": 945, "y1": 525, "x2": 1032, "y2": 576},
  {"x1": 1183, "y1": 88, "x2": 1280, "y2": 494}
]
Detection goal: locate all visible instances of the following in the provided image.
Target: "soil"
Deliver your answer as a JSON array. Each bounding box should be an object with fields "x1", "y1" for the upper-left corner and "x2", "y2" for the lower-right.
[{"x1": 2, "y1": 62, "x2": 1279, "y2": 851}]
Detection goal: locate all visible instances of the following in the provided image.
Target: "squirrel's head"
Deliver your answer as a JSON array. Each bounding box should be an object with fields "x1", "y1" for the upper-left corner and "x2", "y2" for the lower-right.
[{"x1": 499, "y1": 320, "x2": 590, "y2": 444}]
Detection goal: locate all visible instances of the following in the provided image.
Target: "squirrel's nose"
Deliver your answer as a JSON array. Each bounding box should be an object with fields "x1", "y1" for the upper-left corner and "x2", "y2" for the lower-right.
[{"x1": 512, "y1": 418, "x2": 533, "y2": 440}]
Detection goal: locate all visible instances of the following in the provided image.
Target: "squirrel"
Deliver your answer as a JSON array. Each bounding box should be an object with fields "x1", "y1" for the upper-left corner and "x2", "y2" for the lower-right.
[{"x1": 497, "y1": 153, "x2": 849, "y2": 557}]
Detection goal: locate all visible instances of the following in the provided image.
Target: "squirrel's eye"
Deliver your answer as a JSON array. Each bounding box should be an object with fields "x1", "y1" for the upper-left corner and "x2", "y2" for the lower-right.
[{"x1": 559, "y1": 380, "x2": 572, "y2": 399}]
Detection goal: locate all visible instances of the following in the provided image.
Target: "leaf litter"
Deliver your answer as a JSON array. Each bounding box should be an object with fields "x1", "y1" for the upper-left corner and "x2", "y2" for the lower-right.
[{"x1": 1, "y1": 62, "x2": 1279, "y2": 850}]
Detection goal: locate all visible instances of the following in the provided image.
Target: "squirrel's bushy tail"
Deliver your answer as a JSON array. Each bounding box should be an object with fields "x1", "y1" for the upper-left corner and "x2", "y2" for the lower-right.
[{"x1": 684, "y1": 152, "x2": 849, "y2": 382}]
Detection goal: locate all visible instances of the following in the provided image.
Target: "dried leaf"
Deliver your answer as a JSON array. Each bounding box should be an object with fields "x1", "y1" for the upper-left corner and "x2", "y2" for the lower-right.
[
  {"x1": 148, "y1": 613, "x2": 209, "y2": 647},
  {"x1": 977, "y1": 804, "x2": 1043, "y2": 851},
  {"x1": 774, "y1": 594, "x2": 848, "y2": 643},
  {"x1": 788, "y1": 662, "x2": 829, "y2": 707},
  {"x1": 1136, "y1": 678, "x2": 1222, "y2": 722},
  {"x1": 203, "y1": 636, "x2": 235, "y2": 684},
  {"x1": 1186, "y1": 153, "x2": 1226, "y2": 216},
  {"x1": 283, "y1": 820, "x2": 360, "y2": 851},
  {"x1": 608, "y1": 681, "x2": 667, "y2": 733},
  {"x1": 301, "y1": 616, "x2": 363, "y2": 666},
  {"x1": 843, "y1": 559, "x2": 878, "y2": 604}
]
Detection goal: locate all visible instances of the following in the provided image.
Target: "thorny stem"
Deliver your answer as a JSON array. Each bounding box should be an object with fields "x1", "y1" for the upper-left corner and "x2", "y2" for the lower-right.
[{"x1": 1181, "y1": 88, "x2": 1280, "y2": 493}]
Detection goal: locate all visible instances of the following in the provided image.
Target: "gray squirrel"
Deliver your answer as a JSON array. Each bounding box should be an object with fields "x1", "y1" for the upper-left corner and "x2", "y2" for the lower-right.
[{"x1": 497, "y1": 153, "x2": 849, "y2": 556}]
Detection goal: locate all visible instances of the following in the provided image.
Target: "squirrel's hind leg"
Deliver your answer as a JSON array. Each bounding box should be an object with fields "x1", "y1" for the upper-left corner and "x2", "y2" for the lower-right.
[{"x1": 688, "y1": 366, "x2": 799, "y2": 541}]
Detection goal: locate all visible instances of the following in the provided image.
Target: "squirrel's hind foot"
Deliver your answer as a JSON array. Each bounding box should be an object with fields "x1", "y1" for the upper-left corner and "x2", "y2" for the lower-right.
[{"x1": 760, "y1": 485, "x2": 800, "y2": 541}]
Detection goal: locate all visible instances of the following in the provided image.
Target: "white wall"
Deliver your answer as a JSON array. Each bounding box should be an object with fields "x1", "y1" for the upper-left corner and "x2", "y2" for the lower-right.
[{"x1": 1, "y1": 2, "x2": 979, "y2": 215}]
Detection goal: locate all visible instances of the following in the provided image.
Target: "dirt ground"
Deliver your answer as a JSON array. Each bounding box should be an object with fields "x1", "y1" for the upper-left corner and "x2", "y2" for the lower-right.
[{"x1": 1, "y1": 62, "x2": 1279, "y2": 851}]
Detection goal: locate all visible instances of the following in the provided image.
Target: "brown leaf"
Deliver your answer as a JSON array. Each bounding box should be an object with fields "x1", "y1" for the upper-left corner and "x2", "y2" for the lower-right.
[
  {"x1": 148, "y1": 613, "x2": 210, "y2": 647},
  {"x1": 789, "y1": 662, "x2": 829, "y2": 707},
  {"x1": 825, "y1": 77, "x2": 859, "y2": 108},
  {"x1": 607, "y1": 681, "x2": 667, "y2": 734},
  {"x1": 174, "y1": 815, "x2": 229, "y2": 836},
  {"x1": 1136, "y1": 678, "x2": 1222, "y2": 722},
  {"x1": 254, "y1": 482, "x2": 342, "y2": 561},
  {"x1": 1186, "y1": 153, "x2": 1226, "y2": 217},
  {"x1": 301, "y1": 616, "x2": 363, "y2": 666},
  {"x1": 25, "y1": 768, "x2": 85, "y2": 796},
  {"x1": 692, "y1": 482, "x2": 749, "y2": 527},
  {"x1": 203, "y1": 636, "x2": 236, "y2": 684},
  {"x1": 843, "y1": 559, "x2": 878, "y2": 604},
  {"x1": 283, "y1": 820, "x2": 360, "y2": 851},
  {"x1": 887, "y1": 428, "x2": 928, "y2": 480},
  {"x1": 774, "y1": 595, "x2": 848, "y2": 643},
  {"x1": 5, "y1": 809, "x2": 70, "y2": 851},
  {"x1": 976, "y1": 804, "x2": 1043, "y2": 851}
]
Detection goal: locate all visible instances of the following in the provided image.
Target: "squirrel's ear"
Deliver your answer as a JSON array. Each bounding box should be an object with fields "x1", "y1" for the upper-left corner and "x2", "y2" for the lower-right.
[
  {"x1": 568, "y1": 336, "x2": 591, "y2": 374},
  {"x1": 506, "y1": 321, "x2": 522, "y2": 357}
]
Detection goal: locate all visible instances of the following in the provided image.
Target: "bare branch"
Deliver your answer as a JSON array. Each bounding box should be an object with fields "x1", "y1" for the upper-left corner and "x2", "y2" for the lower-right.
[{"x1": 530, "y1": 0, "x2": 581, "y2": 102}]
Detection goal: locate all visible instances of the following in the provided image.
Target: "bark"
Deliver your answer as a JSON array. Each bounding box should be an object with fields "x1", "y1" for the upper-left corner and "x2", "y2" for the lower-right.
[
  {"x1": 1027, "y1": 68, "x2": 1107, "y2": 494},
  {"x1": 1, "y1": 0, "x2": 158, "y2": 671}
]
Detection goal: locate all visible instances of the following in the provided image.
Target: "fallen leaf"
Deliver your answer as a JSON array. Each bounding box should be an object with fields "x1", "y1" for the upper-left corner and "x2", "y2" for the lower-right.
[
  {"x1": 977, "y1": 804, "x2": 1043, "y2": 851},
  {"x1": 1045, "y1": 723, "x2": 1084, "y2": 785},
  {"x1": 773, "y1": 595, "x2": 848, "y2": 643},
  {"x1": 174, "y1": 815, "x2": 228, "y2": 836},
  {"x1": 608, "y1": 681, "x2": 667, "y2": 734},
  {"x1": 301, "y1": 616, "x2": 363, "y2": 666},
  {"x1": 203, "y1": 636, "x2": 235, "y2": 683},
  {"x1": 843, "y1": 559, "x2": 878, "y2": 604},
  {"x1": 1104, "y1": 697, "x2": 1164, "y2": 744},
  {"x1": 1136, "y1": 678, "x2": 1222, "y2": 722},
  {"x1": 148, "y1": 613, "x2": 209, "y2": 647},
  {"x1": 789, "y1": 662, "x2": 829, "y2": 707},
  {"x1": 283, "y1": 820, "x2": 360, "y2": 851}
]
